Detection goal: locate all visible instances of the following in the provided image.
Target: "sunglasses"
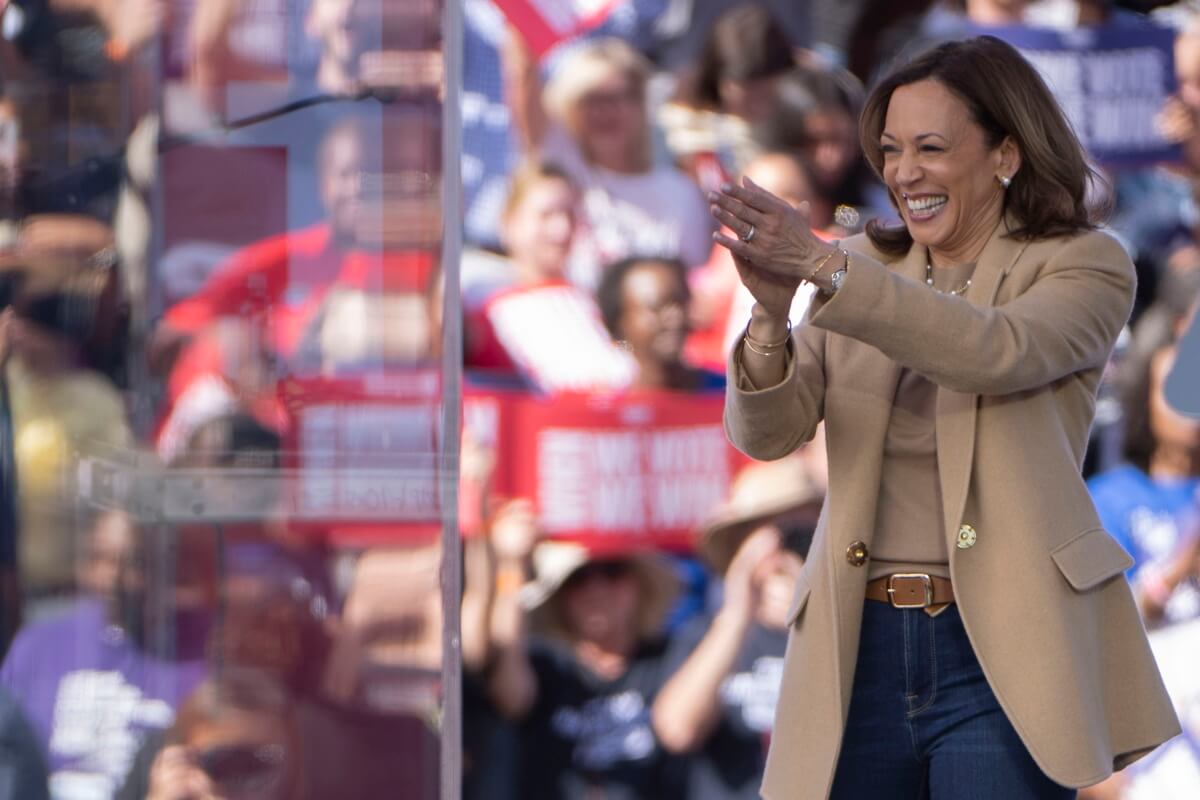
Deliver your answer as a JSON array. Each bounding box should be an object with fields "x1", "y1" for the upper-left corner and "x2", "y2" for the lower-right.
[{"x1": 563, "y1": 559, "x2": 633, "y2": 591}]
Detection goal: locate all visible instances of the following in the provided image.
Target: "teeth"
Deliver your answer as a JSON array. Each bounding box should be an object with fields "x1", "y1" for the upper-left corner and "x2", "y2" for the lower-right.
[{"x1": 906, "y1": 195, "x2": 947, "y2": 213}]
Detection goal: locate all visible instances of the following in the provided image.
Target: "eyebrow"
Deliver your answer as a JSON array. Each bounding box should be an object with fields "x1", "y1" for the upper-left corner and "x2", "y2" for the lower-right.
[{"x1": 880, "y1": 131, "x2": 948, "y2": 142}]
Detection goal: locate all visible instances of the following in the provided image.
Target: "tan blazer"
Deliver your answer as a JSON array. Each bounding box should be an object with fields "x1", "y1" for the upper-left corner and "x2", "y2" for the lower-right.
[{"x1": 725, "y1": 219, "x2": 1181, "y2": 799}]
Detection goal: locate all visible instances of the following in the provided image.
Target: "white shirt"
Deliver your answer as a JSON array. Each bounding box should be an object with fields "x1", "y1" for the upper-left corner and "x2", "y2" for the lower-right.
[{"x1": 542, "y1": 126, "x2": 714, "y2": 290}]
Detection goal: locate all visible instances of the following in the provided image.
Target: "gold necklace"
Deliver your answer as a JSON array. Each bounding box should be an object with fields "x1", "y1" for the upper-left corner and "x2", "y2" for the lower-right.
[{"x1": 925, "y1": 263, "x2": 972, "y2": 296}]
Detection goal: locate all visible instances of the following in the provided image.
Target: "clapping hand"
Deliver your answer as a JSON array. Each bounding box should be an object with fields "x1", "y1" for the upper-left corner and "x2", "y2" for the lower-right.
[{"x1": 709, "y1": 177, "x2": 838, "y2": 316}]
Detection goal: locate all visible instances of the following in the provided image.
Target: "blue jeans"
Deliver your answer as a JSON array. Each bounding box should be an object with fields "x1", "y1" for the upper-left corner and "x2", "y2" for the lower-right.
[{"x1": 830, "y1": 601, "x2": 1076, "y2": 800}]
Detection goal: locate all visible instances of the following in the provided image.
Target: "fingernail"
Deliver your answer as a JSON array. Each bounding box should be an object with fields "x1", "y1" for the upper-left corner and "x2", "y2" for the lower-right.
[{"x1": 720, "y1": 183, "x2": 732, "y2": 192}]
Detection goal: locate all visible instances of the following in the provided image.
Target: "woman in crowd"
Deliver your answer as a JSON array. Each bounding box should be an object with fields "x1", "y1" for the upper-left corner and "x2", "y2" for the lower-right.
[
  {"x1": 1090, "y1": 299, "x2": 1200, "y2": 628},
  {"x1": 463, "y1": 161, "x2": 636, "y2": 392},
  {"x1": 653, "y1": 457, "x2": 821, "y2": 800},
  {"x1": 762, "y1": 65, "x2": 884, "y2": 221},
  {"x1": 596, "y1": 255, "x2": 724, "y2": 392},
  {"x1": 712, "y1": 36, "x2": 1178, "y2": 799},
  {"x1": 658, "y1": 3, "x2": 796, "y2": 192},
  {"x1": 503, "y1": 33, "x2": 712, "y2": 289},
  {"x1": 485, "y1": 498, "x2": 684, "y2": 799}
]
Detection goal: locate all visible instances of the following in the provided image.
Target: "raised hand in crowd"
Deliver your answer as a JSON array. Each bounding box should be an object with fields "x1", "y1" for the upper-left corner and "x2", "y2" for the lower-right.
[
  {"x1": 500, "y1": 29, "x2": 547, "y2": 155},
  {"x1": 652, "y1": 527, "x2": 781, "y2": 753},
  {"x1": 484, "y1": 497, "x2": 539, "y2": 719}
]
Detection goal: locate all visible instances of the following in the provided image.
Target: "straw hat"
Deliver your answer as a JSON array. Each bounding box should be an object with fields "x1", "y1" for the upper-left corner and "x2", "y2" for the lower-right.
[
  {"x1": 700, "y1": 456, "x2": 824, "y2": 575},
  {"x1": 520, "y1": 540, "x2": 680, "y2": 641}
]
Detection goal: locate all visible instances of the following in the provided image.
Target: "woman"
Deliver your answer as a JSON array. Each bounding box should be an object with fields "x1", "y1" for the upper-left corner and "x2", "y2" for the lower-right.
[
  {"x1": 595, "y1": 255, "x2": 724, "y2": 392},
  {"x1": 710, "y1": 37, "x2": 1179, "y2": 799},
  {"x1": 503, "y1": 34, "x2": 713, "y2": 290},
  {"x1": 1090, "y1": 327, "x2": 1200, "y2": 628},
  {"x1": 463, "y1": 162, "x2": 636, "y2": 392},
  {"x1": 658, "y1": 3, "x2": 796, "y2": 192},
  {"x1": 761, "y1": 65, "x2": 885, "y2": 221},
  {"x1": 485, "y1": 499, "x2": 684, "y2": 799}
]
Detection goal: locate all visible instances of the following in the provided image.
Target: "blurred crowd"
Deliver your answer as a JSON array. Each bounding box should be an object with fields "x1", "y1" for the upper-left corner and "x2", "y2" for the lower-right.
[{"x1": 0, "y1": 0, "x2": 1194, "y2": 799}]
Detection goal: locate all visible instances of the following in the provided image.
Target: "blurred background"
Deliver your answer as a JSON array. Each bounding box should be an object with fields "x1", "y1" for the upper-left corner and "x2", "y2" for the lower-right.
[{"x1": 0, "y1": 0, "x2": 1196, "y2": 798}]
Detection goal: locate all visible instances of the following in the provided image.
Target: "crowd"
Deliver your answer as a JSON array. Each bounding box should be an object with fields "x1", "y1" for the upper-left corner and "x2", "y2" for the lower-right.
[
  {"x1": 0, "y1": 0, "x2": 1191, "y2": 798},
  {"x1": 458, "y1": 1, "x2": 1200, "y2": 798}
]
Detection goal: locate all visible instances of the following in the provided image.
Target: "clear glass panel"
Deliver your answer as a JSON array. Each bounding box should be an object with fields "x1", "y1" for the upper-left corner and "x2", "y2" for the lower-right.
[{"x1": 0, "y1": 0, "x2": 455, "y2": 797}]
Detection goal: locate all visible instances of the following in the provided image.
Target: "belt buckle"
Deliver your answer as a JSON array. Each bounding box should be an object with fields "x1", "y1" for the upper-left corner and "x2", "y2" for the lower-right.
[{"x1": 887, "y1": 573, "x2": 933, "y2": 609}]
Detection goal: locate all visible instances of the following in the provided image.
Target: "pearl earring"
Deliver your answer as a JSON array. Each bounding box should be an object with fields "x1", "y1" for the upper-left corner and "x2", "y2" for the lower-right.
[{"x1": 998, "y1": 175, "x2": 1012, "y2": 189}]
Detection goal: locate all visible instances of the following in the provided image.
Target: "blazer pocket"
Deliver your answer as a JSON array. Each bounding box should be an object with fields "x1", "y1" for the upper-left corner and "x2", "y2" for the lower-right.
[
  {"x1": 786, "y1": 568, "x2": 812, "y2": 626},
  {"x1": 1050, "y1": 527, "x2": 1134, "y2": 592}
]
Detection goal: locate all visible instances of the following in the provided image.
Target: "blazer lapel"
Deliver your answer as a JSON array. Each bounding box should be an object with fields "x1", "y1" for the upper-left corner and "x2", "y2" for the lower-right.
[{"x1": 936, "y1": 217, "x2": 1029, "y2": 548}]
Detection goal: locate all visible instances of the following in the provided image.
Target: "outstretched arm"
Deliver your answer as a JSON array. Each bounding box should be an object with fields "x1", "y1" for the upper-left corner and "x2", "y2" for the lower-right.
[
  {"x1": 484, "y1": 498, "x2": 539, "y2": 720},
  {"x1": 500, "y1": 30, "x2": 548, "y2": 156}
]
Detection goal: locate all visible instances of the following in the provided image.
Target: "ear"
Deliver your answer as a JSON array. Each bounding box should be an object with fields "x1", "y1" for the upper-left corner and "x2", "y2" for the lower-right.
[{"x1": 998, "y1": 135, "x2": 1022, "y2": 182}]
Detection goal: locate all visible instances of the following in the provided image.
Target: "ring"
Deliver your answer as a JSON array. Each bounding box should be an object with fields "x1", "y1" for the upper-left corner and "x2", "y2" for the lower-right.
[{"x1": 741, "y1": 224, "x2": 756, "y2": 243}]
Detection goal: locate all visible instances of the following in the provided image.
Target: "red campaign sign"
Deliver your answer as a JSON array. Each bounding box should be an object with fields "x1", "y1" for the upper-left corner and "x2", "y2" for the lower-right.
[
  {"x1": 279, "y1": 371, "x2": 445, "y2": 546},
  {"x1": 499, "y1": 391, "x2": 742, "y2": 552},
  {"x1": 493, "y1": 0, "x2": 624, "y2": 58}
]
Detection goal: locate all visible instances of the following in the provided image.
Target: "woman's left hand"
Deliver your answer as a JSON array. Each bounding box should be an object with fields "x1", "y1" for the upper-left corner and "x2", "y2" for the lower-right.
[{"x1": 709, "y1": 177, "x2": 837, "y2": 287}]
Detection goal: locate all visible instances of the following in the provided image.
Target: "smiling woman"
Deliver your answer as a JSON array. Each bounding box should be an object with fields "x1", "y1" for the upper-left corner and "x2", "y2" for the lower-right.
[
  {"x1": 859, "y1": 36, "x2": 1100, "y2": 263},
  {"x1": 708, "y1": 35, "x2": 1181, "y2": 800}
]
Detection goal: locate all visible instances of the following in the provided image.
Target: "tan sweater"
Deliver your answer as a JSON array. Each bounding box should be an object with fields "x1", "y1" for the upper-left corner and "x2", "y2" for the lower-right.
[{"x1": 866, "y1": 260, "x2": 976, "y2": 581}]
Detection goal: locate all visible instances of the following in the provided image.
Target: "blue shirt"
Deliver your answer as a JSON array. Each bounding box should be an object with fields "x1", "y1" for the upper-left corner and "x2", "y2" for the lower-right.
[{"x1": 1088, "y1": 464, "x2": 1200, "y2": 622}]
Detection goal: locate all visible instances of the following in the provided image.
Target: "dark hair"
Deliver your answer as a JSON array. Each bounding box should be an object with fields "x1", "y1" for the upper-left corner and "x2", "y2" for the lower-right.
[
  {"x1": 755, "y1": 65, "x2": 870, "y2": 205},
  {"x1": 860, "y1": 36, "x2": 1103, "y2": 255},
  {"x1": 757, "y1": 65, "x2": 864, "y2": 150},
  {"x1": 1118, "y1": 269, "x2": 1200, "y2": 470},
  {"x1": 685, "y1": 4, "x2": 795, "y2": 110},
  {"x1": 595, "y1": 256, "x2": 690, "y2": 340}
]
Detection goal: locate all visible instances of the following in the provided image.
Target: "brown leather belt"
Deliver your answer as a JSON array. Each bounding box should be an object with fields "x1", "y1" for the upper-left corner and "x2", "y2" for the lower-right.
[{"x1": 865, "y1": 573, "x2": 955, "y2": 609}]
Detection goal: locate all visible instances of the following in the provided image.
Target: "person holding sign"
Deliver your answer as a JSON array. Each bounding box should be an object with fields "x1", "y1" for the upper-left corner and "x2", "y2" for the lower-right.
[{"x1": 713, "y1": 36, "x2": 1179, "y2": 800}]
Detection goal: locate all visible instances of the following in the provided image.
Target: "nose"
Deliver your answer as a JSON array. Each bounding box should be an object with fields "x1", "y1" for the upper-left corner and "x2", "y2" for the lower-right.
[{"x1": 893, "y1": 148, "x2": 922, "y2": 187}]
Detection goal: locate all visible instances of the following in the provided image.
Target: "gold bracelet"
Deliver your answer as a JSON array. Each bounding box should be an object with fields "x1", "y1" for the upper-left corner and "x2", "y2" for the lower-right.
[
  {"x1": 807, "y1": 241, "x2": 841, "y2": 280},
  {"x1": 744, "y1": 337, "x2": 783, "y2": 357},
  {"x1": 744, "y1": 318, "x2": 792, "y2": 351}
]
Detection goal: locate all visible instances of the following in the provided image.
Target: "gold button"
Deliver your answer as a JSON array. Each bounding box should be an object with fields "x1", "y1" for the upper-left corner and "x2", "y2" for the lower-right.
[
  {"x1": 846, "y1": 540, "x2": 869, "y2": 567},
  {"x1": 956, "y1": 524, "x2": 978, "y2": 550}
]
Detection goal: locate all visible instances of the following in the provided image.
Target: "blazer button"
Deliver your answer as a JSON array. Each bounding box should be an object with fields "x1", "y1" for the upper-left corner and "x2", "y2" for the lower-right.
[
  {"x1": 846, "y1": 541, "x2": 869, "y2": 567},
  {"x1": 956, "y1": 524, "x2": 978, "y2": 550}
]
